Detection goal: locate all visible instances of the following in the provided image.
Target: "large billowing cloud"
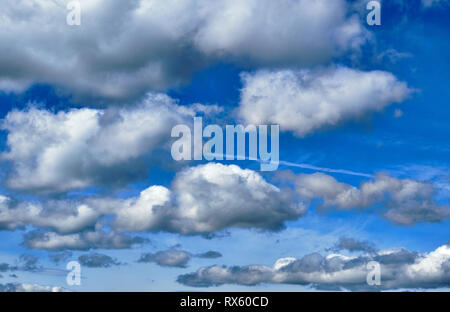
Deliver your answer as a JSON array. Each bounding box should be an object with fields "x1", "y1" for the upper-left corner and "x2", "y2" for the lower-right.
[
  {"x1": 2, "y1": 164, "x2": 448, "y2": 252},
  {"x1": 293, "y1": 172, "x2": 450, "y2": 225},
  {"x1": 0, "y1": 0, "x2": 366, "y2": 100},
  {"x1": 191, "y1": 0, "x2": 365, "y2": 65},
  {"x1": 98, "y1": 163, "x2": 306, "y2": 234},
  {"x1": 177, "y1": 243, "x2": 450, "y2": 290},
  {"x1": 238, "y1": 67, "x2": 412, "y2": 137},
  {"x1": 1, "y1": 93, "x2": 196, "y2": 193},
  {"x1": 1, "y1": 163, "x2": 304, "y2": 249}
]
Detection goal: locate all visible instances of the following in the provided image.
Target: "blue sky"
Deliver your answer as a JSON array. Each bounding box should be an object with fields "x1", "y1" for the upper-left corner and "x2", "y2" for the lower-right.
[{"x1": 0, "y1": 0, "x2": 449, "y2": 292}]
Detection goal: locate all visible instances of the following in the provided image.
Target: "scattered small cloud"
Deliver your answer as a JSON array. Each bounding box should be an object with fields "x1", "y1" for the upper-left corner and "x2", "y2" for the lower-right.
[
  {"x1": 394, "y1": 109, "x2": 404, "y2": 118},
  {"x1": 196, "y1": 251, "x2": 223, "y2": 259},
  {"x1": 329, "y1": 237, "x2": 377, "y2": 253},
  {"x1": 138, "y1": 250, "x2": 191, "y2": 268},
  {"x1": 78, "y1": 253, "x2": 121, "y2": 268},
  {"x1": 49, "y1": 251, "x2": 73, "y2": 264}
]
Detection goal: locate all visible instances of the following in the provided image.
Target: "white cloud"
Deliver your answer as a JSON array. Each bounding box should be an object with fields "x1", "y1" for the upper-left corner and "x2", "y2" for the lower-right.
[
  {"x1": 169, "y1": 163, "x2": 305, "y2": 233},
  {"x1": 293, "y1": 172, "x2": 450, "y2": 225},
  {"x1": 178, "y1": 244, "x2": 450, "y2": 290},
  {"x1": 238, "y1": 67, "x2": 412, "y2": 137},
  {"x1": 1, "y1": 93, "x2": 195, "y2": 193},
  {"x1": 0, "y1": 195, "x2": 99, "y2": 233},
  {"x1": 2, "y1": 165, "x2": 446, "y2": 247},
  {"x1": 100, "y1": 163, "x2": 306, "y2": 234},
  {"x1": 0, "y1": 0, "x2": 366, "y2": 100},
  {"x1": 193, "y1": 0, "x2": 365, "y2": 65},
  {"x1": 138, "y1": 249, "x2": 192, "y2": 268},
  {"x1": 104, "y1": 185, "x2": 172, "y2": 233},
  {"x1": 0, "y1": 283, "x2": 66, "y2": 292},
  {"x1": 273, "y1": 257, "x2": 297, "y2": 271},
  {"x1": 2, "y1": 164, "x2": 447, "y2": 247},
  {"x1": 407, "y1": 244, "x2": 450, "y2": 280},
  {"x1": 0, "y1": 163, "x2": 305, "y2": 244},
  {"x1": 24, "y1": 230, "x2": 148, "y2": 251}
]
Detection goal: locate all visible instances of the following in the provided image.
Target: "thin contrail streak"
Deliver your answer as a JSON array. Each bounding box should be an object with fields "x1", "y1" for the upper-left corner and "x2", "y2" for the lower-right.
[
  {"x1": 278, "y1": 160, "x2": 374, "y2": 178},
  {"x1": 205, "y1": 153, "x2": 374, "y2": 178}
]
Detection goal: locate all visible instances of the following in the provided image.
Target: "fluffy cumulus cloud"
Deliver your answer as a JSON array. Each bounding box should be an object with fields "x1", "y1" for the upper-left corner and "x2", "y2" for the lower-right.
[
  {"x1": 0, "y1": 195, "x2": 99, "y2": 233},
  {"x1": 100, "y1": 163, "x2": 306, "y2": 234},
  {"x1": 1, "y1": 93, "x2": 196, "y2": 193},
  {"x1": 238, "y1": 67, "x2": 412, "y2": 137},
  {"x1": 191, "y1": 0, "x2": 365, "y2": 65},
  {"x1": 168, "y1": 163, "x2": 304, "y2": 233},
  {"x1": 0, "y1": 0, "x2": 366, "y2": 100},
  {"x1": 178, "y1": 243, "x2": 450, "y2": 290},
  {"x1": 293, "y1": 172, "x2": 450, "y2": 225},
  {"x1": 2, "y1": 163, "x2": 447, "y2": 252},
  {"x1": 1, "y1": 163, "x2": 447, "y2": 252}
]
